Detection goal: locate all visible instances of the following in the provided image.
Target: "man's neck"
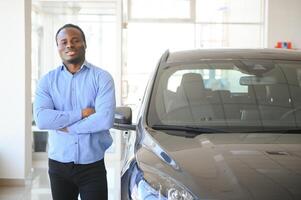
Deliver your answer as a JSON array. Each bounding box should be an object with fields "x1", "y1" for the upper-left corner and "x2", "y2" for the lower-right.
[{"x1": 64, "y1": 61, "x2": 84, "y2": 74}]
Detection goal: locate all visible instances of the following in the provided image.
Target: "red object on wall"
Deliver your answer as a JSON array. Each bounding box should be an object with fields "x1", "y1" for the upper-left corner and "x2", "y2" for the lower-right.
[
  {"x1": 276, "y1": 41, "x2": 282, "y2": 48},
  {"x1": 275, "y1": 41, "x2": 292, "y2": 49}
]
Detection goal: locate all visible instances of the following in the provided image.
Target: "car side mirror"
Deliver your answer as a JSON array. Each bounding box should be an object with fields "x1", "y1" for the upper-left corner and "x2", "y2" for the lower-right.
[{"x1": 114, "y1": 106, "x2": 136, "y2": 130}]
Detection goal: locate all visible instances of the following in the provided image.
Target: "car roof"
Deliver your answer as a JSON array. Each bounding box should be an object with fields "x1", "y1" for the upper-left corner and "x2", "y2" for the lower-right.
[{"x1": 165, "y1": 49, "x2": 301, "y2": 64}]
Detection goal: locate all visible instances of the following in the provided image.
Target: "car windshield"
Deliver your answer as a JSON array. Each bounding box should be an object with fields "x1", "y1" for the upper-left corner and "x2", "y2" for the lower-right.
[{"x1": 147, "y1": 59, "x2": 301, "y2": 133}]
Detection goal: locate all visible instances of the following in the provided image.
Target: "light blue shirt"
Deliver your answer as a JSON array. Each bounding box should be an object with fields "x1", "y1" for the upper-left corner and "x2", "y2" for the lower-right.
[{"x1": 34, "y1": 61, "x2": 116, "y2": 164}]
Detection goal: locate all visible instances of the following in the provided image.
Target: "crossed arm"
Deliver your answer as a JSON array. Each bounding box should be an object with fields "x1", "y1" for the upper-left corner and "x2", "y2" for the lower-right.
[
  {"x1": 34, "y1": 76, "x2": 116, "y2": 134},
  {"x1": 59, "y1": 108, "x2": 95, "y2": 132}
]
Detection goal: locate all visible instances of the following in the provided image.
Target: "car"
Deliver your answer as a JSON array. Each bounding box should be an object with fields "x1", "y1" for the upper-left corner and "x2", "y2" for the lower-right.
[{"x1": 114, "y1": 49, "x2": 301, "y2": 200}]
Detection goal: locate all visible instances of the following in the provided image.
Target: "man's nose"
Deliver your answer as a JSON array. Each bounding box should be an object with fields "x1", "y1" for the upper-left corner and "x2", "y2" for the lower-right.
[{"x1": 66, "y1": 41, "x2": 74, "y2": 48}]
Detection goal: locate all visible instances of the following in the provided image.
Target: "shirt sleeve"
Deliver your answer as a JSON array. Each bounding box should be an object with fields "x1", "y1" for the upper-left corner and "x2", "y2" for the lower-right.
[
  {"x1": 67, "y1": 75, "x2": 116, "y2": 134},
  {"x1": 34, "y1": 75, "x2": 82, "y2": 130}
]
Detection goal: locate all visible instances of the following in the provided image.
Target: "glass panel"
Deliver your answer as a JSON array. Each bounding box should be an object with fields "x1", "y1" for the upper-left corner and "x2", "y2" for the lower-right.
[
  {"x1": 124, "y1": 23, "x2": 195, "y2": 120},
  {"x1": 167, "y1": 67, "x2": 248, "y2": 93},
  {"x1": 196, "y1": 0, "x2": 263, "y2": 23},
  {"x1": 196, "y1": 24, "x2": 263, "y2": 48},
  {"x1": 148, "y1": 60, "x2": 301, "y2": 130},
  {"x1": 130, "y1": 0, "x2": 191, "y2": 19}
]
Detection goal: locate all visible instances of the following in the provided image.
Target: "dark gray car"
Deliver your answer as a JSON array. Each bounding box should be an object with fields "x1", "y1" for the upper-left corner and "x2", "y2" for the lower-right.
[{"x1": 114, "y1": 49, "x2": 301, "y2": 200}]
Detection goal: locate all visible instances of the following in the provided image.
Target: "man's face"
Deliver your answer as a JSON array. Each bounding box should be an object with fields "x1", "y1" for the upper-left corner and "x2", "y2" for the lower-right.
[{"x1": 56, "y1": 27, "x2": 86, "y2": 65}]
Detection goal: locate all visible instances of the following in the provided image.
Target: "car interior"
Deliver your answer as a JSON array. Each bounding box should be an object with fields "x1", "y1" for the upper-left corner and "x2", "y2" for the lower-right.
[{"x1": 153, "y1": 63, "x2": 301, "y2": 129}]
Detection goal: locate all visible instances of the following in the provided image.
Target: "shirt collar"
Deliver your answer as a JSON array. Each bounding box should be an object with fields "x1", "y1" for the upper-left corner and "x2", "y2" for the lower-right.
[{"x1": 60, "y1": 60, "x2": 90, "y2": 71}]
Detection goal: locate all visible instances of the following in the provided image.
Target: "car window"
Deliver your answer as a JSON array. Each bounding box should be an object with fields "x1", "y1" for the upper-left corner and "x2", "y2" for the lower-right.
[
  {"x1": 167, "y1": 68, "x2": 248, "y2": 93},
  {"x1": 147, "y1": 60, "x2": 301, "y2": 132}
]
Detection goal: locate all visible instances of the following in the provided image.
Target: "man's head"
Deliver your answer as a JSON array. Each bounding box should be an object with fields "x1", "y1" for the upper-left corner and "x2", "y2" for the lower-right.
[{"x1": 56, "y1": 24, "x2": 87, "y2": 65}]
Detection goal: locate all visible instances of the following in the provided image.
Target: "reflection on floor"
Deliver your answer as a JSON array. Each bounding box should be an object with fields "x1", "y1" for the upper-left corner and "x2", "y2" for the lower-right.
[{"x1": 0, "y1": 158, "x2": 120, "y2": 200}]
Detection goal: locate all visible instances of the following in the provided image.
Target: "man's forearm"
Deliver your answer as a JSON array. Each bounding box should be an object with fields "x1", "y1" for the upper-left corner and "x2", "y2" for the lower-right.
[
  {"x1": 66, "y1": 109, "x2": 114, "y2": 134},
  {"x1": 34, "y1": 108, "x2": 82, "y2": 130},
  {"x1": 59, "y1": 108, "x2": 95, "y2": 133}
]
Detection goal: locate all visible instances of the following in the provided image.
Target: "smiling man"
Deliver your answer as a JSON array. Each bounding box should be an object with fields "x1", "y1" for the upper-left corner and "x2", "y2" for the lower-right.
[{"x1": 34, "y1": 24, "x2": 116, "y2": 200}]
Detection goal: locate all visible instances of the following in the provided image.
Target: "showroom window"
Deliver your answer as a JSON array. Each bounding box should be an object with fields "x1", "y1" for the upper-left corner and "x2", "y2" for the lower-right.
[
  {"x1": 196, "y1": 0, "x2": 264, "y2": 48},
  {"x1": 129, "y1": 0, "x2": 193, "y2": 20},
  {"x1": 196, "y1": 0, "x2": 263, "y2": 23},
  {"x1": 123, "y1": 0, "x2": 266, "y2": 120}
]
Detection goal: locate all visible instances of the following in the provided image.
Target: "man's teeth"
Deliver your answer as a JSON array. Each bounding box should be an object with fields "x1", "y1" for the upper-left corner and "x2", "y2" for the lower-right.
[{"x1": 67, "y1": 52, "x2": 75, "y2": 55}]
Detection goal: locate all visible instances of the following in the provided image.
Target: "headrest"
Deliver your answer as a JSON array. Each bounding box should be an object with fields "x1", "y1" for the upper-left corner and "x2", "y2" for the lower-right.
[
  {"x1": 178, "y1": 73, "x2": 205, "y2": 100},
  {"x1": 181, "y1": 73, "x2": 205, "y2": 89}
]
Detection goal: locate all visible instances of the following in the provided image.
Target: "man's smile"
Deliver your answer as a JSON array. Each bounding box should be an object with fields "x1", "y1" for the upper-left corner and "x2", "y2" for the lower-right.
[{"x1": 66, "y1": 51, "x2": 76, "y2": 56}]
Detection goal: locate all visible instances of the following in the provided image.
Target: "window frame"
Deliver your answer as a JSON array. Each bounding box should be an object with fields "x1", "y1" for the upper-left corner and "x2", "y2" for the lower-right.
[{"x1": 128, "y1": 0, "x2": 196, "y2": 22}]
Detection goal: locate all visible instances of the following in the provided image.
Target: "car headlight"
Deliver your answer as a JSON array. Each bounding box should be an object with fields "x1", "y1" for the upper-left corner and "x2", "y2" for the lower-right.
[{"x1": 129, "y1": 164, "x2": 195, "y2": 200}]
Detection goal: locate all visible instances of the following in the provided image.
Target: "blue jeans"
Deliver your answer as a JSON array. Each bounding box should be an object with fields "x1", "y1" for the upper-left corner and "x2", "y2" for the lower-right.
[{"x1": 48, "y1": 159, "x2": 108, "y2": 200}]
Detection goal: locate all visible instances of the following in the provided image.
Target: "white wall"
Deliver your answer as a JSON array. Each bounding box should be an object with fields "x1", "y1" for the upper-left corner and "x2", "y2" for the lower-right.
[
  {"x1": 267, "y1": 0, "x2": 301, "y2": 49},
  {"x1": 0, "y1": 0, "x2": 32, "y2": 182}
]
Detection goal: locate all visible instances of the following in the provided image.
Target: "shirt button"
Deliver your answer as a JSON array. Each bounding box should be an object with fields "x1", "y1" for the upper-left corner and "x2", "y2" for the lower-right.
[{"x1": 75, "y1": 142, "x2": 78, "y2": 144}]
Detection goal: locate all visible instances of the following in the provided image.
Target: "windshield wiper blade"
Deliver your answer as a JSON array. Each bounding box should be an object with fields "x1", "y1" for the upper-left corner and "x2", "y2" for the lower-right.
[
  {"x1": 152, "y1": 124, "x2": 226, "y2": 134},
  {"x1": 247, "y1": 129, "x2": 301, "y2": 133}
]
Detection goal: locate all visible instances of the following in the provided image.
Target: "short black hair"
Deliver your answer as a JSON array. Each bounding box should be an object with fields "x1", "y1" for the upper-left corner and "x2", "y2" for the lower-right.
[{"x1": 55, "y1": 24, "x2": 86, "y2": 45}]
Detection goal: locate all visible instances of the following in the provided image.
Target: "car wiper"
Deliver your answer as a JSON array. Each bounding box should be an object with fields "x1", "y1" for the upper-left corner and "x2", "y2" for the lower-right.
[
  {"x1": 246, "y1": 129, "x2": 301, "y2": 134},
  {"x1": 151, "y1": 124, "x2": 227, "y2": 134}
]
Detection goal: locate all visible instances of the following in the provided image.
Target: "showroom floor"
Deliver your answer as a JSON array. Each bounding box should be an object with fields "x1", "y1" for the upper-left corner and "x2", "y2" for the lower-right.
[{"x1": 0, "y1": 159, "x2": 120, "y2": 200}]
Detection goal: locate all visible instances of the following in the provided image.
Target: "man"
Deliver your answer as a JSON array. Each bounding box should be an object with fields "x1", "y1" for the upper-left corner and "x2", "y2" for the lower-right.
[{"x1": 34, "y1": 24, "x2": 116, "y2": 200}]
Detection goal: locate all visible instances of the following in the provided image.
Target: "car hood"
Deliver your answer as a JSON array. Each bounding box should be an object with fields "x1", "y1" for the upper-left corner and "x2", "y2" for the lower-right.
[{"x1": 136, "y1": 131, "x2": 301, "y2": 200}]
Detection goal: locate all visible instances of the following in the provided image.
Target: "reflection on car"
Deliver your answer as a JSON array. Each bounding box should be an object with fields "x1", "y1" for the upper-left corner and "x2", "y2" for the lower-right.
[{"x1": 114, "y1": 49, "x2": 301, "y2": 200}]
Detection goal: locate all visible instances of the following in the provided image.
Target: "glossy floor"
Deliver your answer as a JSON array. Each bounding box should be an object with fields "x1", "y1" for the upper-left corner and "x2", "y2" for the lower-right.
[{"x1": 0, "y1": 158, "x2": 120, "y2": 200}]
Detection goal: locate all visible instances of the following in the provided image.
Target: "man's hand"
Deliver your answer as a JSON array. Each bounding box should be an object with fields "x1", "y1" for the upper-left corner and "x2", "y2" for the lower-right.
[
  {"x1": 59, "y1": 127, "x2": 68, "y2": 132},
  {"x1": 81, "y1": 108, "x2": 95, "y2": 118}
]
